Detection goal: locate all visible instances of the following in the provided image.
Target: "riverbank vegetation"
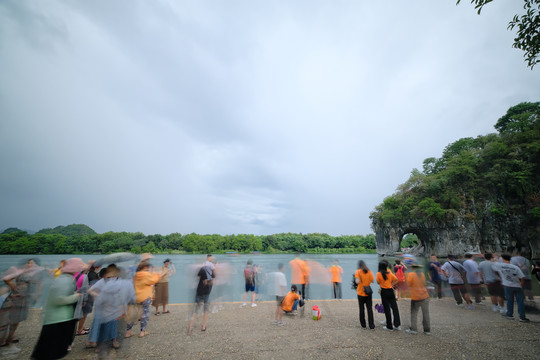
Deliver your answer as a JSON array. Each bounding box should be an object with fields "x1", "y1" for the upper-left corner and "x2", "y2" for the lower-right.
[{"x1": 0, "y1": 224, "x2": 376, "y2": 255}]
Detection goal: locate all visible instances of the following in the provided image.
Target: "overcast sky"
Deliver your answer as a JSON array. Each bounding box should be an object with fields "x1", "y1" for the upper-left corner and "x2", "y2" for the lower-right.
[{"x1": 1, "y1": 0, "x2": 539, "y2": 236}]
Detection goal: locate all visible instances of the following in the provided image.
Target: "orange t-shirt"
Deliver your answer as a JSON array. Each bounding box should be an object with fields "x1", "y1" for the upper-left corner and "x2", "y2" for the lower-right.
[
  {"x1": 281, "y1": 291, "x2": 300, "y2": 312},
  {"x1": 134, "y1": 271, "x2": 160, "y2": 303},
  {"x1": 330, "y1": 265, "x2": 343, "y2": 283},
  {"x1": 376, "y1": 271, "x2": 397, "y2": 289},
  {"x1": 406, "y1": 272, "x2": 429, "y2": 300},
  {"x1": 354, "y1": 269, "x2": 374, "y2": 296},
  {"x1": 290, "y1": 258, "x2": 308, "y2": 284}
]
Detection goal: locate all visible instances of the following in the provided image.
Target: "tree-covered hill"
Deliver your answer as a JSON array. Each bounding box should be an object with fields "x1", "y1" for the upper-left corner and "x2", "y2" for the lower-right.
[
  {"x1": 37, "y1": 224, "x2": 97, "y2": 237},
  {"x1": 370, "y1": 102, "x2": 540, "y2": 257}
]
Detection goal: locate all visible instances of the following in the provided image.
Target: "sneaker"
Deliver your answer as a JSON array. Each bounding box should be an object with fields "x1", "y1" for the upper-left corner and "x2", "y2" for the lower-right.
[
  {"x1": 424, "y1": 331, "x2": 432, "y2": 336},
  {"x1": 502, "y1": 314, "x2": 515, "y2": 320},
  {"x1": 456, "y1": 303, "x2": 464, "y2": 307},
  {"x1": 519, "y1": 317, "x2": 530, "y2": 322},
  {"x1": 500, "y1": 307, "x2": 506, "y2": 314},
  {"x1": 395, "y1": 326, "x2": 402, "y2": 331},
  {"x1": 475, "y1": 301, "x2": 484, "y2": 305},
  {"x1": 382, "y1": 326, "x2": 394, "y2": 331},
  {"x1": 277, "y1": 321, "x2": 285, "y2": 326},
  {"x1": 492, "y1": 305, "x2": 498, "y2": 312},
  {"x1": 251, "y1": 303, "x2": 257, "y2": 307},
  {"x1": 405, "y1": 329, "x2": 418, "y2": 335},
  {"x1": 240, "y1": 303, "x2": 247, "y2": 308},
  {"x1": 465, "y1": 304, "x2": 474, "y2": 310}
]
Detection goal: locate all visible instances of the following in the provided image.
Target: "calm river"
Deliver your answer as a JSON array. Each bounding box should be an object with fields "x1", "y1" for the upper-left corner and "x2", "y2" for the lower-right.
[{"x1": 0, "y1": 253, "x2": 389, "y2": 305}]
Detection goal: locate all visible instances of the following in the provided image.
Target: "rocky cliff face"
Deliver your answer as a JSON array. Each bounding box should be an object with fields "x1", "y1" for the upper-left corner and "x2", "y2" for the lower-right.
[{"x1": 372, "y1": 212, "x2": 540, "y2": 259}]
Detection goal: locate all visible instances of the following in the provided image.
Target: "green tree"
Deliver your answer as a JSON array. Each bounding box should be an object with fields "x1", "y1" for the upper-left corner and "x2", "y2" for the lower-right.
[{"x1": 457, "y1": 0, "x2": 540, "y2": 69}]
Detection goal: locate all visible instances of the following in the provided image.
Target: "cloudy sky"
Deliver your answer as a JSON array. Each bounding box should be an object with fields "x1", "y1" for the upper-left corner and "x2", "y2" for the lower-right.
[{"x1": 1, "y1": 0, "x2": 539, "y2": 236}]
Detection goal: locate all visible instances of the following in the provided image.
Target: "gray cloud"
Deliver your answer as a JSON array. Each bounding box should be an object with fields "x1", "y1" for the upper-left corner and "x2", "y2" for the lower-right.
[{"x1": 1, "y1": 0, "x2": 539, "y2": 236}]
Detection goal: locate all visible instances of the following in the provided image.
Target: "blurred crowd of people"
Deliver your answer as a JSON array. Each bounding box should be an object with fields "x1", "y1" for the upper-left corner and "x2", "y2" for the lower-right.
[{"x1": 1, "y1": 250, "x2": 538, "y2": 359}]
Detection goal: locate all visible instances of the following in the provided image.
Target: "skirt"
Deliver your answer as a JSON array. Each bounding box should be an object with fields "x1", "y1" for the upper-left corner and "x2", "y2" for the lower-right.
[
  {"x1": 152, "y1": 282, "x2": 169, "y2": 306},
  {"x1": 32, "y1": 319, "x2": 77, "y2": 360}
]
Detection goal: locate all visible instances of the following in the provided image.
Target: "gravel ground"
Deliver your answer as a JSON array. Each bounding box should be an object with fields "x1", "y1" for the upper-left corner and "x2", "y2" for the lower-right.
[{"x1": 5, "y1": 297, "x2": 540, "y2": 359}]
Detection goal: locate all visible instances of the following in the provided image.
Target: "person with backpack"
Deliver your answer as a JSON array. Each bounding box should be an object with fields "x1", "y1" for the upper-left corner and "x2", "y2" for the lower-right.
[
  {"x1": 241, "y1": 260, "x2": 257, "y2": 308},
  {"x1": 377, "y1": 261, "x2": 401, "y2": 331},
  {"x1": 441, "y1": 255, "x2": 473, "y2": 309},
  {"x1": 393, "y1": 259, "x2": 407, "y2": 299}
]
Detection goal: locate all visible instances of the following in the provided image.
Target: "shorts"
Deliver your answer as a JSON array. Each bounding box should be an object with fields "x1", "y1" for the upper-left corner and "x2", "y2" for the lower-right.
[
  {"x1": 486, "y1": 281, "x2": 504, "y2": 298},
  {"x1": 245, "y1": 283, "x2": 255, "y2": 292},
  {"x1": 192, "y1": 294, "x2": 210, "y2": 314}
]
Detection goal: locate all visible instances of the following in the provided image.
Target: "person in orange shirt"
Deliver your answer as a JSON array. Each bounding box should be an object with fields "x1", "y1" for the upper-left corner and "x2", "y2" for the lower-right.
[
  {"x1": 125, "y1": 261, "x2": 163, "y2": 338},
  {"x1": 376, "y1": 261, "x2": 401, "y2": 331},
  {"x1": 355, "y1": 260, "x2": 375, "y2": 329},
  {"x1": 276, "y1": 285, "x2": 301, "y2": 326},
  {"x1": 290, "y1": 256, "x2": 310, "y2": 300},
  {"x1": 329, "y1": 260, "x2": 343, "y2": 299},
  {"x1": 405, "y1": 263, "x2": 430, "y2": 335}
]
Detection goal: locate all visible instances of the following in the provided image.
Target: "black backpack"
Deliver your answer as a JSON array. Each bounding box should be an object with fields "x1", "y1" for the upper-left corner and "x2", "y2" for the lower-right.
[{"x1": 351, "y1": 273, "x2": 358, "y2": 290}]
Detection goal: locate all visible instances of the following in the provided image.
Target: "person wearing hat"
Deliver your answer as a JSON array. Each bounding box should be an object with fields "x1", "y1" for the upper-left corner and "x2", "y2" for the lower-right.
[
  {"x1": 405, "y1": 263, "x2": 431, "y2": 335},
  {"x1": 32, "y1": 258, "x2": 84, "y2": 359},
  {"x1": 153, "y1": 259, "x2": 174, "y2": 315}
]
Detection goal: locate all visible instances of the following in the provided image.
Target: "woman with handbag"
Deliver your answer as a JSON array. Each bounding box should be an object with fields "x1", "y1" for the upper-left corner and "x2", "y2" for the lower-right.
[
  {"x1": 377, "y1": 261, "x2": 401, "y2": 331},
  {"x1": 354, "y1": 260, "x2": 375, "y2": 330}
]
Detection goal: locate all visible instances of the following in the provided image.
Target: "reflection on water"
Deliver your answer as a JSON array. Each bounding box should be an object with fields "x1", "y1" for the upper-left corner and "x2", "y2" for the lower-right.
[{"x1": 0, "y1": 254, "x2": 388, "y2": 305}]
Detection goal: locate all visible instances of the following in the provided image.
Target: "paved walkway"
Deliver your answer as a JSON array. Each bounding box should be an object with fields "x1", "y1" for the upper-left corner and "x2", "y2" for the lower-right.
[{"x1": 8, "y1": 298, "x2": 540, "y2": 359}]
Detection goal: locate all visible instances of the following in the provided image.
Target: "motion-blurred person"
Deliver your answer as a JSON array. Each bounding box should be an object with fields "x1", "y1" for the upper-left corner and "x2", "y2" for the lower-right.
[
  {"x1": 329, "y1": 260, "x2": 343, "y2": 299},
  {"x1": 355, "y1": 260, "x2": 375, "y2": 330},
  {"x1": 393, "y1": 259, "x2": 407, "y2": 299},
  {"x1": 188, "y1": 255, "x2": 215, "y2": 334},
  {"x1": 53, "y1": 260, "x2": 66, "y2": 279},
  {"x1": 377, "y1": 261, "x2": 401, "y2": 331},
  {"x1": 532, "y1": 260, "x2": 540, "y2": 285},
  {"x1": 241, "y1": 260, "x2": 257, "y2": 307},
  {"x1": 290, "y1": 255, "x2": 310, "y2": 301},
  {"x1": 441, "y1": 255, "x2": 473, "y2": 309},
  {"x1": 153, "y1": 259, "x2": 175, "y2": 315},
  {"x1": 1, "y1": 259, "x2": 44, "y2": 355},
  {"x1": 31, "y1": 258, "x2": 84, "y2": 360},
  {"x1": 428, "y1": 255, "x2": 443, "y2": 299},
  {"x1": 276, "y1": 285, "x2": 301, "y2": 326},
  {"x1": 90, "y1": 264, "x2": 136, "y2": 357},
  {"x1": 511, "y1": 250, "x2": 534, "y2": 301},
  {"x1": 479, "y1": 253, "x2": 505, "y2": 313},
  {"x1": 494, "y1": 254, "x2": 530, "y2": 322},
  {"x1": 405, "y1": 263, "x2": 430, "y2": 335},
  {"x1": 125, "y1": 262, "x2": 163, "y2": 338},
  {"x1": 74, "y1": 261, "x2": 96, "y2": 336},
  {"x1": 463, "y1": 254, "x2": 483, "y2": 305},
  {"x1": 269, "y1": 263, "x2": 288, "y2": 323},
  {"x1": 211, "y1": 261, "x2": 233, "y2": 313}
]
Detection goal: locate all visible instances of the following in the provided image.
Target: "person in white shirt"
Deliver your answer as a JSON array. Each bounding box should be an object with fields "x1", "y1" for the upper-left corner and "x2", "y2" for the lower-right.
[
  {"x1": 441, "y1": 255, "x2": 473, "y2": 309},
  {"x1": 463, "y1": 254, "x2": 483, "y2": 304},
  {"x1": 493, "y1": 254, "x2": 529, "y2": 322}
]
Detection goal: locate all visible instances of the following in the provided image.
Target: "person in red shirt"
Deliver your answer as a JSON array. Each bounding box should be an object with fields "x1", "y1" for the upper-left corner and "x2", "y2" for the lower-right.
[{"x1": 405, "y1": 264, "x2": 430, "y2": 335}]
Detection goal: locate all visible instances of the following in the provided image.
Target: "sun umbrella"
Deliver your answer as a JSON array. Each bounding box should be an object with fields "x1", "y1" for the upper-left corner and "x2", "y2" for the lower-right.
[{"x1": 93, "y1": 252, "x2": 138, "y2": 267}]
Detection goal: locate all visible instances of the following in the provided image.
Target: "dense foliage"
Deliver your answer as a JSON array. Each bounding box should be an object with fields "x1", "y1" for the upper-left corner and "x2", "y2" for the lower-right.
[
  {"x1": 457, "y1": 0, "x2": 540, "y2": 69},
  {"x1": 0, "y1": 227, "x2": 376, "y2": 255},
  {"x1": 371, "y1": 102, "x2": 540, "y2": 226}
]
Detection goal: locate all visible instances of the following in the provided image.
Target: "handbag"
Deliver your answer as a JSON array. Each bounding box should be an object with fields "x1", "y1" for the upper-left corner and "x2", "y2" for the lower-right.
[{"x1": 363, "y1": 285, "x2": 373, "y2": 295}]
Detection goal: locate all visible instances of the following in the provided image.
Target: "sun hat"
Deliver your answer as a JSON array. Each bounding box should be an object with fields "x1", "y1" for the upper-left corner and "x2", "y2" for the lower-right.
[
  {"x1": 141, "y1": 253, "x2": 154, "y2": 262},
  {"x1": 62, "y1": 258, "x2": 85, "y2": 274}
]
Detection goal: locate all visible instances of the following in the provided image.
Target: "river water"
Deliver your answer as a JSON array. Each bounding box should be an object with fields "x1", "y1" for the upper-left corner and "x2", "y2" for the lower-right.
[{"x1": 0, "y1": 253, "x2": 387, "y2": 305}]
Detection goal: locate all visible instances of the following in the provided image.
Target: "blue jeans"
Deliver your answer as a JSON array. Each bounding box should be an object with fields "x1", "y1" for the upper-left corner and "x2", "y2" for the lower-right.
[{"x1": 505, "y1": 286, "x2": 525, "y2": 319}]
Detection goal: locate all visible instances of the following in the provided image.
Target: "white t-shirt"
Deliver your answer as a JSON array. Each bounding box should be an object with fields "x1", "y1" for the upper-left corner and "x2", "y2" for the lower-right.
[
  {"x1": 441, "y1": 260, "x2": 466, "y2": 284},
  {"x1": 510, "y1": 256, "x2": 531, "y2": 280},
  {"x1": 463, "y1": 259, "x2": 481, "y2": 284},
  {"x1": 267, "y1": 271, "x2": 288, "y2": 297},
  {"x1": 493, "y1": 262, "x2": 524, "y2": 288}
]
